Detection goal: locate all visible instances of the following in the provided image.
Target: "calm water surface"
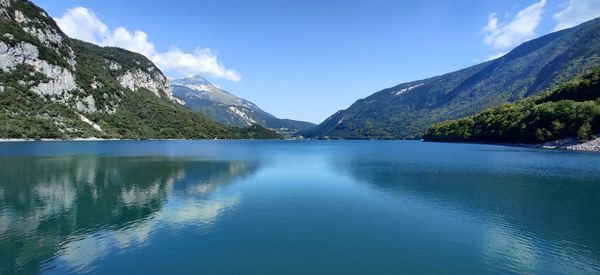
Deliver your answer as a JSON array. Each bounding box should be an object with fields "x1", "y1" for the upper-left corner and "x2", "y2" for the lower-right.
[{"x1": 1, "y1": 140, "x2": 600, "y2": 274}]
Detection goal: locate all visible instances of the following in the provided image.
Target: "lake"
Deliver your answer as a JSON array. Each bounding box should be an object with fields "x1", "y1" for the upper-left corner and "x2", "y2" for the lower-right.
[{"x1": 1, "y1": 140, "x2": 600, "y2": 274}]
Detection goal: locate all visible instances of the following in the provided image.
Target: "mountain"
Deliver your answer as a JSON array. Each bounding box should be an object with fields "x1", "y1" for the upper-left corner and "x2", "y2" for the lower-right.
[
  {"x1": 172, "y1": 75, "x2": 315, "y2": 136},
  {"x1": 0, "y1": 0, "x2": 280, "y2": 139},
  {"x1": 423, "y1": 66, "x2": 600, "y2": 145},
  {"x1": 301, "y1": 17, "x2": 600, "y2": 139}
]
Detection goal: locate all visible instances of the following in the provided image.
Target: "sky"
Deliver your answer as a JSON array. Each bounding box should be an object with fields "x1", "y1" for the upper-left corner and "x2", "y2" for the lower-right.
[{"x1": 33, "y1": 0, "x2": 600, "y2": 123}]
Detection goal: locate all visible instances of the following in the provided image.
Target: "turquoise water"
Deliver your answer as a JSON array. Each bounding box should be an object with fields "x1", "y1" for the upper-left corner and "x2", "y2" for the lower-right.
[{"x1": 1, "y1": 140, "x2": 600, "y2": 274}]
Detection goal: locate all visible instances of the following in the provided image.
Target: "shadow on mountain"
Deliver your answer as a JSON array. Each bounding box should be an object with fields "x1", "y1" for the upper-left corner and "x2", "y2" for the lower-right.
[{"x1": 0, "y1": 156, "x2": 259, "y2": 274}]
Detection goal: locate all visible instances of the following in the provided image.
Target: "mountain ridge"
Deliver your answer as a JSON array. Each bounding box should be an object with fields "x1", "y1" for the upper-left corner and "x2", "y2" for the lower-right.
[
  {"x1": 301, "y1": 17, "x2": 600, "y2": 139},
  {"x1": 422, "y1": 66, "x2": 600, "y2": 148},
  {"x1": 171, "y1": 75, "x2": 315, "y2": 136},
  {"x1": 0, "y1": 0, "x2": 280, "y2": 139}
]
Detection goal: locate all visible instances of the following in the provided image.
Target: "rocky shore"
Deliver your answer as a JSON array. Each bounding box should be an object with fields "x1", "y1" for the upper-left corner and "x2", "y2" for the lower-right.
[{"x1": 540, "y1": 135, "x2": 600, "y2": 152}]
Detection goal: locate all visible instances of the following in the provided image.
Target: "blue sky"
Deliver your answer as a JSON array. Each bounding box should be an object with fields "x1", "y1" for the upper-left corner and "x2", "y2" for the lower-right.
[{"x1": 33, "y1": 0, "x2": 600, "y2": 123}]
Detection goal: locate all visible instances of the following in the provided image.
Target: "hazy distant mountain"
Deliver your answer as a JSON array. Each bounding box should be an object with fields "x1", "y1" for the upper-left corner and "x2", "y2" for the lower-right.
[
  {"x1": 0, "y1": 0, "x2": 280, "y2": 139},
  {"x1": 172, "y1": 75, "x2": 314, "y2": 136},
  {"x1": 301, "y1": 17, "x2": 600, "y2": 139}
]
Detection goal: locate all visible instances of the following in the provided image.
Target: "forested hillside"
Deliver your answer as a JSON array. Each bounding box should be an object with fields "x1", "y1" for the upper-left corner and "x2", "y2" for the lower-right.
[
  {"x1": 302, "y1": 17, "x2": 600, "y2": 139},
  {"x1": 423, "y1": 67, "x2": 600, "y2": 144}
]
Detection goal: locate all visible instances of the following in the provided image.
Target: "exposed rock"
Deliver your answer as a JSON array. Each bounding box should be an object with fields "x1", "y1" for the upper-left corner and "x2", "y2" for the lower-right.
[
  {"x1": 540, "y1": 137, "x2": 579, "y2": 149},
  {"x1": 75, "y1": 95, "x2": 98, "y2": 113},
  {"x1": 78, "y1": 114, "x2": 103, "y2": 132},
  {"x1": 30, "y1": 69, "x2": 77, "y2": 97},
  {"x1": 118, "y1": 69, "x2": 162, "y2": 97},
  {"x1": 2, "y1": 33, "x2": 14, "y2": 40},
  {"x1": 172, "y1": 76, "x2": 254, "y2": 109},
  {"x1": 102, "y1": 101, "x2": 119, "y2": 114},
  {"x1": 0, "y1": 0, "x2": 279, "y2": 140},
  {"x1": 0, "y1": 0, "x2": 10, "y2": 19},
  {"x1": 28, "y1": 61, "x2": 77, "y2": 97},
  {"x1": 0, "y1": 41, "x2": 77, "y2": 97},
  {"x1": 15, "y1": 9, "x2": 65, "y2": 46},
  {"x1": 0, "y1": 8, "x2": 8, "y2": 20},
  {"x1": 23, "y1": 24, "x2": 65, "y2": 47},
  {"x1": 0, "y1": 41, "x2": 38, "y2": 71},
  {"x1": 51, "y1": 116, "x2": 77, "y2": 133},
  {"x1": 13, "y1": 10, "x2": 26, "y2": 23},
  {"x1": 171, "y1": 75, "x2": 315, "y2": 133},
  {"x1": 90, "y1": 77, "x2": 103, "y2": 89},
  {"x1": 539, "y1": 135, "x2": 600, "y2": 152},
  {"x1": 118, "y1": 68, "x2": 177, "y2": 102},
  {"x1": 0, "y1": 41, "x2": 7, "y2": 55},
  {"x1": 172, "y1": 96, "x2": 185, "y2": 105},
  {"x1": 13, "y1": 8, "x2": 76, "y2": 70},
  {"x1": 105, "y1": 59, "x2": 122, "y2": 71},
  {"x1": 228, "y1": 106, "x2": 256, "y2": 126},
  {"x1": 566, "y1": 136, "x2": 600, "y2": 152},
  {"x1": 394, "y1": 83, "x2": 424, "y2": 96}
]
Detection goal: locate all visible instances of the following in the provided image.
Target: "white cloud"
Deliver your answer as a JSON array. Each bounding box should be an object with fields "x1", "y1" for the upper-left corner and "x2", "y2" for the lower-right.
[
  {"x1": 553, "y1": 0, "x2": 600, "y2": 31},
  {"x1": 55, "y1": 7, "x2": 241, "y2": 81},
  {"x1": 483, "y1": 0, "x2": 547, "y2": 50},
  {"x1": 55, "y1": 7, "x2": 108, "y2": 43},
  {"x1": 102, "y1": 27, "x2": 156, "y2": 57},
  {"x1": 486, "y1": 51, "x2": 508, "y2": 61},
  {"x1": 152, "y1": 47, "x2": 241, "y2": 82}
]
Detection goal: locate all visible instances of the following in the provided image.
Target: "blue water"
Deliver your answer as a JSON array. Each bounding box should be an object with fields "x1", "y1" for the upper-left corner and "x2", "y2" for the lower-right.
[{"x1": 1, "y1": 140, "x2": 600, "y2": 274}]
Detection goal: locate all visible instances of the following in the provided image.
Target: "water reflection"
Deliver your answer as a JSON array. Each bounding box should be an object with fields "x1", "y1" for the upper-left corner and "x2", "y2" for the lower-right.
[
  {"x1": 337, "y1": 158, "x2": 600, "y2": 273},
  {"x1": 1, "y1": 141, "x2": 600, "y2": 274},
  {"x1": 0, "y1": 156, "x2": 258, "y2": 274}
]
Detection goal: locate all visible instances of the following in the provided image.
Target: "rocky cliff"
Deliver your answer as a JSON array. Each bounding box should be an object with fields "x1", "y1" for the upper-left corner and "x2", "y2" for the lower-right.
[{"x1": 0, "y1": 0, "x2": 279, "y2": 139}]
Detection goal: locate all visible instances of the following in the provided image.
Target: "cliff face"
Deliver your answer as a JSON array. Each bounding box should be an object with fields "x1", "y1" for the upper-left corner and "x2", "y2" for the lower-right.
[
  {"x1": 1, "y1": 1, "x2": 76, "y2": 96},
  {"x1": 0, "y1": 0, "x2": 175, "y2": 113},
  {"x1": 0, "y1": 0, "x2": 279, "y2": 139}
]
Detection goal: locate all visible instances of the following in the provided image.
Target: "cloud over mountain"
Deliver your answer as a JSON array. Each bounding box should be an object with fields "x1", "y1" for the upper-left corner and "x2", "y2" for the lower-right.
[{"x1": 56, "y1": 7, "x2": 241, "y2": 81}]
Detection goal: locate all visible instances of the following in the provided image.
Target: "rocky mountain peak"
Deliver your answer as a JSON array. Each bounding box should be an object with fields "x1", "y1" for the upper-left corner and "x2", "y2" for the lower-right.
[
  {"x1": 172, "y1": 74, "x2": 213, "y2": 87},
  {"x1": 0, "y1": 0, "x2": 282, "y2": 140}
]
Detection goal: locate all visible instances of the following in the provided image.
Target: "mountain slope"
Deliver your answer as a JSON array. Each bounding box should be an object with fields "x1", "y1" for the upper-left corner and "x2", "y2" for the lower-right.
[
  {"x1": 302, "y1": 17, "x2": 600, "y2": 139},
  {"x1": 0, "y1": 0, "x2": 280, "y2": 139},
  {"x1": 172, "y1": 75, "x2": 315, "y2": 135},
  {"x1": 422, "y1": 66, "x2": 600, "y2": 144}
]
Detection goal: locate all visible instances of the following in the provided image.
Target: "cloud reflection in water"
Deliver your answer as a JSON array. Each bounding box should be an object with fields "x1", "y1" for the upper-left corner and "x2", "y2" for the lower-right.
[{"x1": 0, "y1": 156, "x2": 258, "y2": 274}]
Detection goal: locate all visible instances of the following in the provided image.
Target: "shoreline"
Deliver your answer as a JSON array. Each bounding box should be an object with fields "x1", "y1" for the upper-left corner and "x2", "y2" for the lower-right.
[
  {"x1": 0, "y1": 138, "x2": 121, "y2": 142},
  {"x1": 2, "y1": 137, "x2": 599, "y2": 152},
  {"x1": 0, "y1": 138, "x2": 289, "y2": 142},
  {"x1": 538, "y1": 136, "x2": 600, "y2": 152},
  {"x1": 424, "y1": 136, "x2": 600, "y2": 153},
  {"x1": 496, "y1": 136, "x2": 600, "y2": 152}
]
